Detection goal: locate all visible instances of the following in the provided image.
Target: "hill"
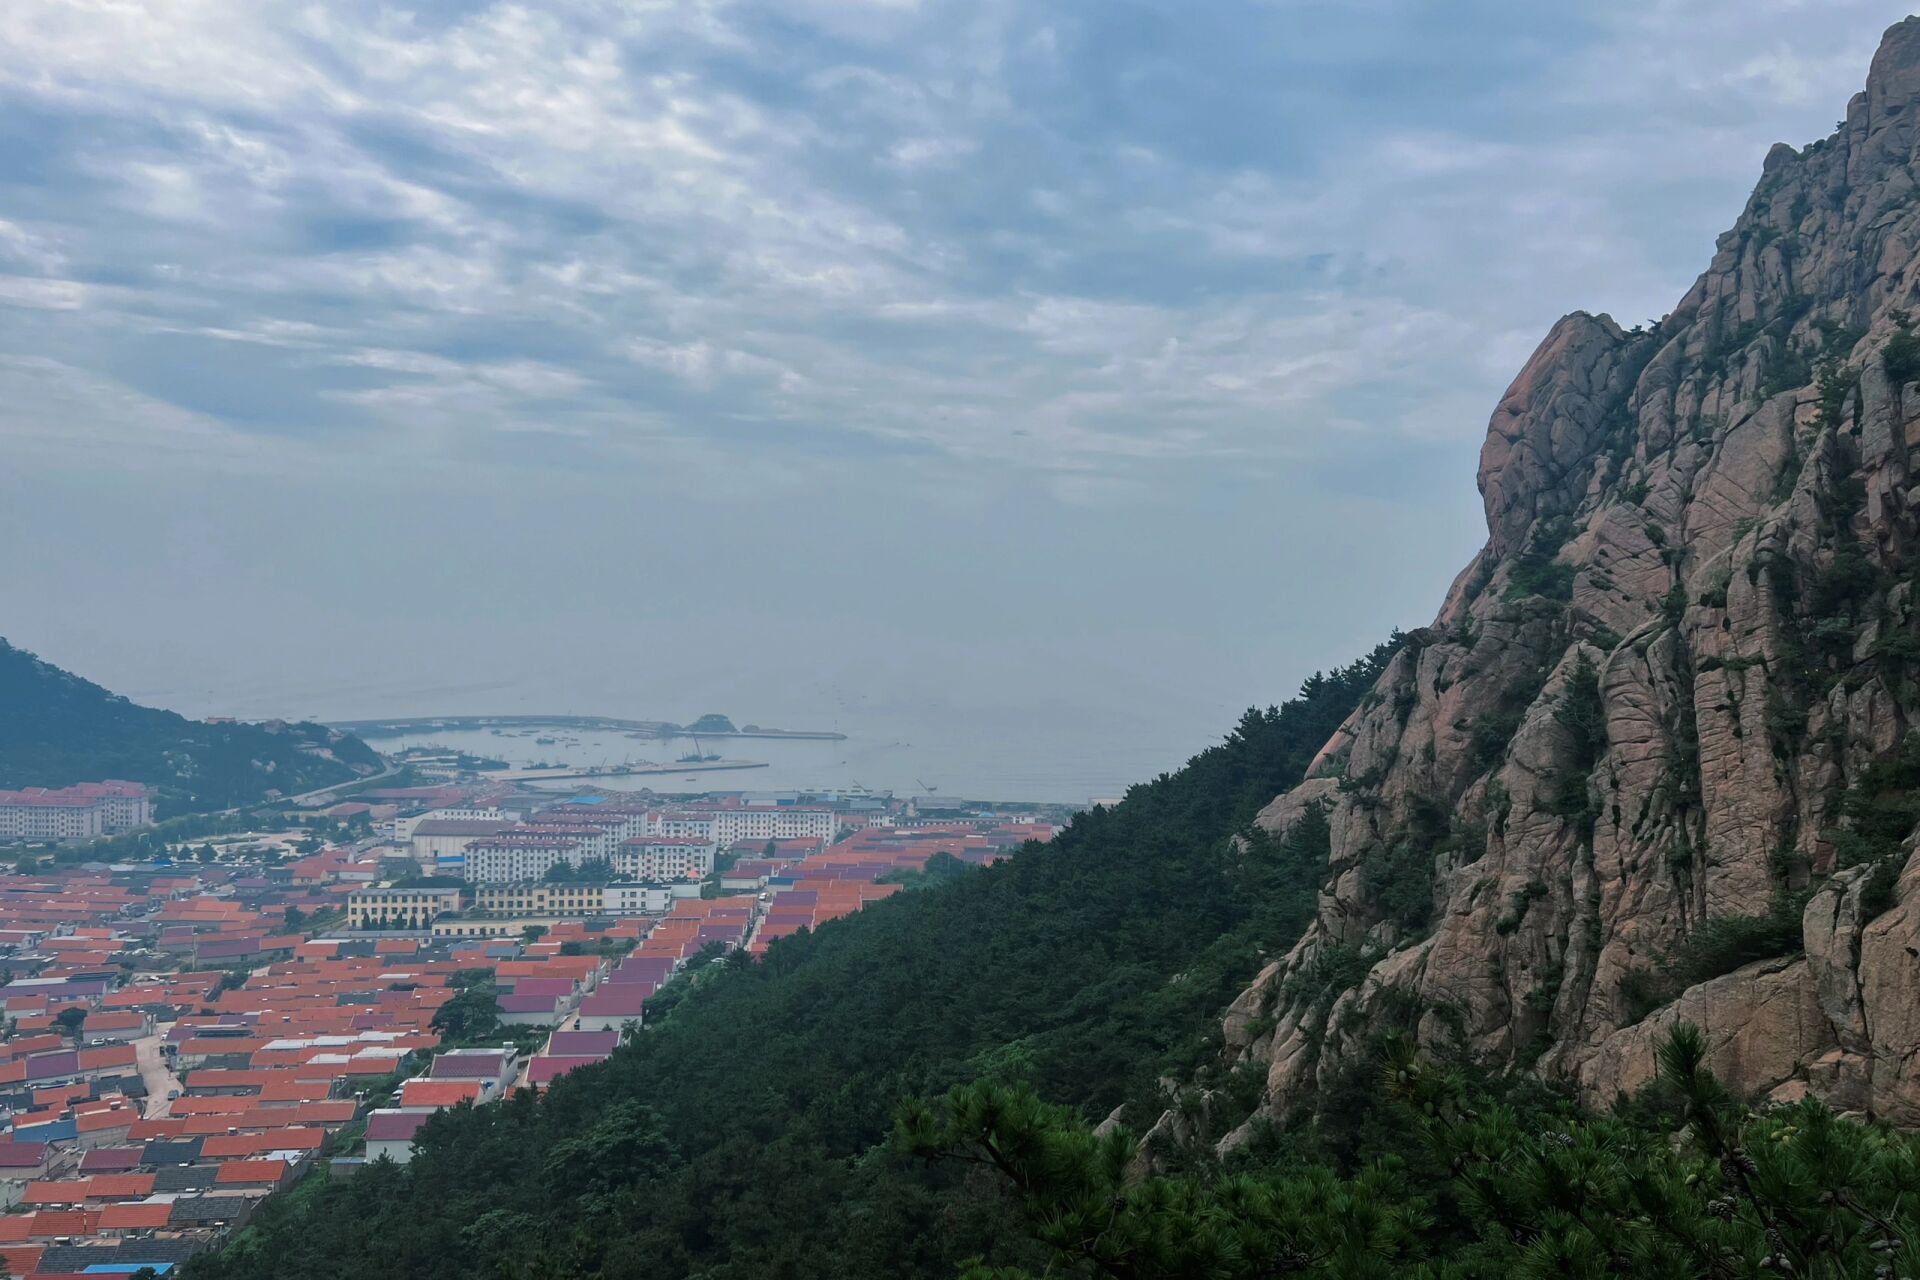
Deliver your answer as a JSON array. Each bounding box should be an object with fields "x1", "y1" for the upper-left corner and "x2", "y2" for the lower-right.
[{"x1": 0, "y1": 639, "x2": 383, "y2": 817}]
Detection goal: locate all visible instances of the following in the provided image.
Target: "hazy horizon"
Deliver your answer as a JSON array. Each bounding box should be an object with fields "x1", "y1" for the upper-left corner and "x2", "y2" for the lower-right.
[{"x1": 6, "y1": 1, "x2": 1916, "y2": 792}]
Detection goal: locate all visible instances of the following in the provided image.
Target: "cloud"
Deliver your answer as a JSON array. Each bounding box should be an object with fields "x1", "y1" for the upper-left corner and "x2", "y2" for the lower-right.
[{"x1": 0, "y1": 0, "x2": 1913, "y2": 498}]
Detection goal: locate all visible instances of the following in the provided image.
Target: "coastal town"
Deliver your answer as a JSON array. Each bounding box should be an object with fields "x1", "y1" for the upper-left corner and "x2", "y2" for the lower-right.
[{"x1": 0, "y1": 774, "x2": 1060, "y2": 1276}]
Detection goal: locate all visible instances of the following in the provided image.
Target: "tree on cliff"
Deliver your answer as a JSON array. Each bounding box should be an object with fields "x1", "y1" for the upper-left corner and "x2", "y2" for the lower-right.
[{"x1": 900, "y1": 1023, "x2": 1920, "y2": 1280}]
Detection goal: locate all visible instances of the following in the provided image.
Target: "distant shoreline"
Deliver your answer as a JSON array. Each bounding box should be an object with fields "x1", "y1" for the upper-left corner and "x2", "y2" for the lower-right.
[{"x1": 328, "y1": 714, "x2": 847, "y2": 741}]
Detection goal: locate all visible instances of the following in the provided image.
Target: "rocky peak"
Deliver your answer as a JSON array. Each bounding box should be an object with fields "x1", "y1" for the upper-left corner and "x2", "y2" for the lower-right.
[{"x1": 1208, "y1": 18, "x2": 1920, "y2": 1143}]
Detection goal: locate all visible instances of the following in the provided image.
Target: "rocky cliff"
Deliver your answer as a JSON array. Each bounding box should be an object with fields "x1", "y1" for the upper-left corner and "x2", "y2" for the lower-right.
[{"x1": 1220, "y1": 17, "x2": 1920, "y2": 1136}]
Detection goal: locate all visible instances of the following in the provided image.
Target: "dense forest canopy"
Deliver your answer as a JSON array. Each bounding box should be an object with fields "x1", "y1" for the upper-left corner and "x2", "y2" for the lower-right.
[
  {"x1": 0, "y1": 639, "x2": 382, "y2": 816},
  {"x1": 189, "y1": 639, "x2": 1402, "y2": 1280}
]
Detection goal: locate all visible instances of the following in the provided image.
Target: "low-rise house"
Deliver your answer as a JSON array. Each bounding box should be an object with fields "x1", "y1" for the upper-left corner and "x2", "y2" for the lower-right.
[
  {"x1": 364, "y1": 1110, "x2": 430, "y2": 1164},
  {"x1": 79, "y1": 1010, "x2": 154, "y2": 1044},
  {"x1": 0, "y1": 1142, "x2": 49, "y2": 1206},
  {"x1": 496, "y1": 990, "x2": 565, "y2": 1027},
  {"x1": 426, "y1": 1048, "x2": 516, "y2": 1093},
  {"x1": 528, "y1": 1056, "x2": 603, "y2": 1088},
  {"x1": 545, "y1": 1030, "x2": 618, "y2": 1057},
  {"x1": 217, "y1": 1158, "x2": 292, "y2": 1189},
  {"x1": 97, "y1": 1200, "x2": 174, "y2": 1235},
  {"x1": 395, "y1": 1078, "x2": 485, "y2": 1112},
  {"x1": 574, "y1": 984, "x2": 650, "y2": 1034}
]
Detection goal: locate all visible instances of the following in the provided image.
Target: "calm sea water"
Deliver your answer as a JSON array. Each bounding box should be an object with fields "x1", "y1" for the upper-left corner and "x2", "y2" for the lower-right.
[{"x1": 366, "y1": 716, "x2": 1199, "y2": 806}]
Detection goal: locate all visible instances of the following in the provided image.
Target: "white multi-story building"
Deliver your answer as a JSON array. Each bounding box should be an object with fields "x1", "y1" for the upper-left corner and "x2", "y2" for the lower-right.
[
  {"x1": 615, "y1": 837, "x2": 719, "y2": 883},
  {"x1": 393, "y1": 806, "x2": 508, "y2": 842},
  {"x1": 511, "y1": 823, "x2": 620, "y2": 861},
  {"x1": 534, "y1": 807, "x2": 650, "y2": 842},
  {"x1": 0, "y1": 781, "x2": 151, "y2": 841},
  {"x1": 408, "y1": 818, "x2": 513, "y2": 870},
  {"x1": 646, "y1": 806, "x2": 834, "y2": 845},
  {"x1": 463, "y1": 837, "x2": 588, "y2": 883},
  {"x1": 83, "y1": 782, "x2": 153, "y2": 832}
]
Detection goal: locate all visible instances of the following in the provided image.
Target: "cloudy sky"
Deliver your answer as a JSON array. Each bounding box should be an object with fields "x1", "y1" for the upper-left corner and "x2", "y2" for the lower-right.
[{"x1": 1, "y1": 0, "x2": 1913, "y2": 793}]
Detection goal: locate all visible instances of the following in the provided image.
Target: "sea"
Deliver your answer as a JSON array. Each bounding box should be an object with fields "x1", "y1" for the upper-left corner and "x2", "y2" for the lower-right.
[{"x1": 361, "y1": 713, "x2": 1203, "y2": 807}]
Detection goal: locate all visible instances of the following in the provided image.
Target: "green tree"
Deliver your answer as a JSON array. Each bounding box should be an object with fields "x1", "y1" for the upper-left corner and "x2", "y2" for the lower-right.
[
  {"x1": 431, "y1": 982, "x2": 502, "y2": 1045},
  {"x1": 53, "y1": 1006, "x2": 87, "y2": 1040},
  {"x1": 898, "y1": 1024, "x2": 1920, "y2": 1280}
]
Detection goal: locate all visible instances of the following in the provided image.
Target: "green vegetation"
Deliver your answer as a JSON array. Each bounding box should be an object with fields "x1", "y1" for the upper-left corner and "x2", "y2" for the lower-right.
[
  {"x1": 542, "y1": 857, "x2": 613, "y2": 882},
  {"x1": 877, "y1": 850, "x2": 980, "y2": 889},
  {"x1": 1614, "y1": 881, "x2": 1811, "y2": 1024},
  {"x1": 1673, "y1": 902, "x2": 1806, "y2": 986},
  {"x1": 391, "y1": 873, "x2": 466, "y2": 889},
  {"x1": 185, "y1": 639, "x2": 1402, "y2": 1280},
  {"x1": 1359, "y1": 793, "x2": 1459, "y2": 936},
  {"x1": 900, "y1": 1023, "x2": 1920, "y2": 1280},
  {"x1": 1884, "y1": 310, "x2": 1920, "y2": 385},
  {"x1": 1828, "y1": 732, "x2": 1920, "y2": 869},
  {"x1": 1502, "y1": 519, "x2": 1577, "y2": 602},
  {"x1": 0, "y1": 638, "x2": 383, "y2": 817},
  {"x1": 1545, "y1": 654, "x2": 1607, "y2": 844},
  {"x1": 429, "y1": 981, "x2": 503, "y2": 1046}
]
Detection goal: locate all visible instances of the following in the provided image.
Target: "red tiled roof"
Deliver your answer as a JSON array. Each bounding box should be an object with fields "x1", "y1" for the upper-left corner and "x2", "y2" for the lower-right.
[{"x1": 216, "y1": 1158, "x2": 290, "y2": 1185}]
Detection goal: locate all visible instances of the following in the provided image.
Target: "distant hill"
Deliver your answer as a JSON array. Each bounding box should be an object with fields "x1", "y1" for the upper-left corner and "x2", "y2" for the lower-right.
[{"x1": 0, "y1": 639, "x2": 383, "y2": 817}]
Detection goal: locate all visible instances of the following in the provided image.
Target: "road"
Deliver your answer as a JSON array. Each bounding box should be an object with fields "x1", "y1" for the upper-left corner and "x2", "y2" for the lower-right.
[
  {"x1": 275, "y1": 762, "x2": 405, "y2": 809},
  {"x1": 133, "y1": 1030, "x2": 184, "y2": 1118}
]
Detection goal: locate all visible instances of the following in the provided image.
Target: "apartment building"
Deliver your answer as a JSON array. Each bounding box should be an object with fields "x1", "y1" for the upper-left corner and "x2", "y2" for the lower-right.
[
  {"x1": 462, "y1": 838, "x2": 587, "y2": 884},
  {"x1": 615, "y1": 838, "x2": 718, "y2": 883},
  {"x1": 0, "y1": 782, "x2": 152, "y2": 841},
  {"x1": 646, "y1": 805, "x2": 834, "y2": 845}
]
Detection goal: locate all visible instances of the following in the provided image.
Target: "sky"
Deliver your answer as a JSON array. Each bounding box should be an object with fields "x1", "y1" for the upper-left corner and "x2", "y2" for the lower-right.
[{"x1": 1, "y1": 0, "x2": 1915, "y2": 793}]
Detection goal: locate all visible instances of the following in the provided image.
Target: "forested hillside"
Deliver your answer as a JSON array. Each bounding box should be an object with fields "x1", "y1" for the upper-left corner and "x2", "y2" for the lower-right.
[
  {"x1": 0, "y1": 639, "x2": 382, "y2": 816},
  {"x1": 187, "y1": 630, "x2": 1920, "y2": 1279},
  {"x1": 188, "y1": 641, "x2": 1401, "y2": 1280}
]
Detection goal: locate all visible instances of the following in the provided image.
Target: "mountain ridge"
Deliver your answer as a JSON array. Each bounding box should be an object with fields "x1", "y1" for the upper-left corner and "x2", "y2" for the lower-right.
[
  {"x1": 1216, "y1": 14, "x2": 1920, "y2": 1140},
  {"x1": 0, "y1": 638, "x2": 383, "y2": 817}
]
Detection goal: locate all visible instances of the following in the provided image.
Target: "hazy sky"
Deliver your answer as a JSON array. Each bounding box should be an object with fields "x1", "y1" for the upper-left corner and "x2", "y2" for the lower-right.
[{"x1": 1, "y1": 1, "x2": 1913, "y2": 781}]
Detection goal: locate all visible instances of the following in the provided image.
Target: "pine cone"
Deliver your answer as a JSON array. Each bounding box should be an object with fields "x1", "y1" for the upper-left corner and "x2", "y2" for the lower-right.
[{"x1": 1707, "y1": 1197, "x2": 1738, "y2": 1221}]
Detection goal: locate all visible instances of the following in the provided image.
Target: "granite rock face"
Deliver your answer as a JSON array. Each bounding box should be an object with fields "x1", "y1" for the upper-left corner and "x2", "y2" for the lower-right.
[{"x1": 1220, "y1": 18, "x2": 1920, "y2": 1139}]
